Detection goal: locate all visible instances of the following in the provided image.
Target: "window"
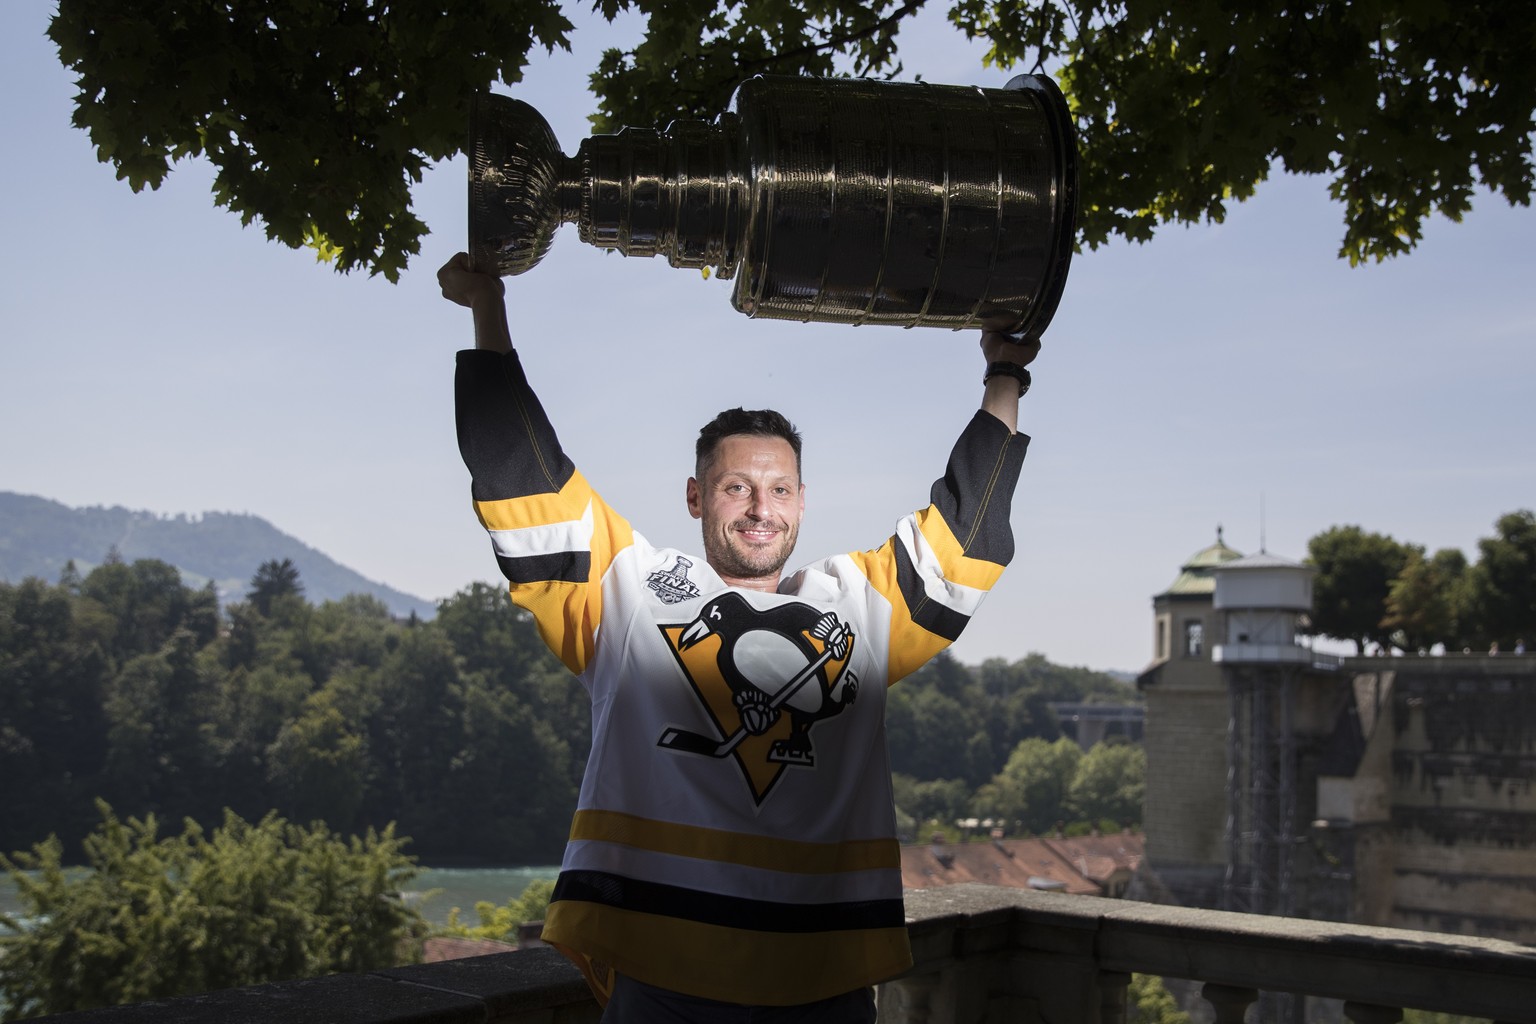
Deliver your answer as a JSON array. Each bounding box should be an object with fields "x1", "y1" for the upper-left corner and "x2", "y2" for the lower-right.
[{"x1": 1184, "y1": 620, "x2": 1204, "y2": 658}]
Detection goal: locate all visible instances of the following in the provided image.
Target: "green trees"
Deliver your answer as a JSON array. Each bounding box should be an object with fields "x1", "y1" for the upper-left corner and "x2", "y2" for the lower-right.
[
  {"x1": 1306, "y1": 526, "x2": 1416, "y2": 654},
  {"x1": 441, "y1": 878, "x2": 557, "y2": 943},
  {"x1": 1068, "y1": 741, "x2": 1146, "y2": 827},
  {"x1": 883, "y1": 654, "x2": 1146, "y2": 838},
  {"x1": 882, "y1": 651, "x2": 1142, "y2": 836},
  {"x1": 973, "y1": 737, "x2": 1083, "y2": 834},
  {"x1": 1464, "y1": 511, "x2": 1536, "y2": 650},
  {"x1": 1381, "y1": 549, "x2": 1468, "y2": 654},
  {"x1": 1305, "y1": 511, "x2": 1536, "y2": 653},
  {"x1": 923, "y1": 734, "x2": 1147, "y2": 838},
  {"x1": 0, "y1": 577, "x2": 108, "y2": 851},
  {"x1": 0, "y1": 559, "x2": 583, "y2": 864},
  {"x1": 49, "y1": 0, "x2": 1536, "y2": 278},
  {"x1": 3, "y1": 554, "x2": 1135, "y2": 857},
  {"x1": 0, "y1": 804, "x2": 422, "y2": 1018},
  {"x1": 248, "y1": 557, "x2": 304, "y2": 617}
]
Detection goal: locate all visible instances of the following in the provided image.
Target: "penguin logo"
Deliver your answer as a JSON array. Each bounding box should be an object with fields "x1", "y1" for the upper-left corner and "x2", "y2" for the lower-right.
[{"x1": 657, "y1": 593, "x2": 859, "y2": 803}]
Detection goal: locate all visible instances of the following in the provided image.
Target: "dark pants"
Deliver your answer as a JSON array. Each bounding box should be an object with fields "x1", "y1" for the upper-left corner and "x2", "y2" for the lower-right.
[{"x1": 600, "y1": 974, "x2": 877, "y2": 1024}]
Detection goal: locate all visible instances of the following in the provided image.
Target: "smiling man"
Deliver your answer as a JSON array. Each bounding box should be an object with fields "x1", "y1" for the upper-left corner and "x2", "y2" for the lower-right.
[
  {"x1": 439, "y1": 251, "x2": 1039, "y2": 1023},
  {"x1": 687, "y1": 413, "x2": 805, "y2": 590}
]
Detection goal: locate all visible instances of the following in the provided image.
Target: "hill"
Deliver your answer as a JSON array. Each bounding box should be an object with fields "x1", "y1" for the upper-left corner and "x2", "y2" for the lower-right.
[{"x1": 0, "y1": 491, "x2": 436, "y2": 618}]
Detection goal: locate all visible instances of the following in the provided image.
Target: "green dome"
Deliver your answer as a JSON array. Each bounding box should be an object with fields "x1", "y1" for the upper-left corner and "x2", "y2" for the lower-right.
[{"x1": 1161, "y1": 527, "x2": 1243, "y2": 597}]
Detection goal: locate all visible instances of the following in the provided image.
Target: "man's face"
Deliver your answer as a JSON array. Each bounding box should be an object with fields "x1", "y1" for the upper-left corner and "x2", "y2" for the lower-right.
[{"x1": 686, "y1": 433, "x2": 805, "y2": 586}]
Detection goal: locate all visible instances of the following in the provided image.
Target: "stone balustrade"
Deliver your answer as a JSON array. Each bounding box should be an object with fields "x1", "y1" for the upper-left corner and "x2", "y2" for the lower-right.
[{"x1": 25, "y1": 883, "x2": 1536, "y2": 1023}]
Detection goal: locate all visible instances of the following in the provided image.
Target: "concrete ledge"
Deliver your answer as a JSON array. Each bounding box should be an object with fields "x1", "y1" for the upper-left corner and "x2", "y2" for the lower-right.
[
  {"x1": 905, "y1": 884, "x2": 1536, "y2": 1023},
  {"x1": 24, "y1": 887, "x2": 1536, "y2": 1024},
  {"x1": 31, "y1": 947, "x2": 599, "y2": 1024}
]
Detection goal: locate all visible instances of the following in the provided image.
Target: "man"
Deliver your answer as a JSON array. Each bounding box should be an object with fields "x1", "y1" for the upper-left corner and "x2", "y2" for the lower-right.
[{"x1": 439, "y1": 251, "x2": 1039, "y2": 1022}]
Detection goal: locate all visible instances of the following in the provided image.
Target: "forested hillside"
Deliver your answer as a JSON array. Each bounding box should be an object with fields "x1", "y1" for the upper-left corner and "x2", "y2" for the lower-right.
[
  {"x1": 0, "y1": 492, "x2": 435, "y2": 619},
  {"x1": 1, "y1": 557, "x2": 1139, "y2": 863}
]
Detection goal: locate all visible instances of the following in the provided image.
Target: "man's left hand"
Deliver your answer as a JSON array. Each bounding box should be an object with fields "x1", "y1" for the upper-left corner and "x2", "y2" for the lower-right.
[{"x1": 980, "y1": 331, "x2": 1041, "y2": 367}]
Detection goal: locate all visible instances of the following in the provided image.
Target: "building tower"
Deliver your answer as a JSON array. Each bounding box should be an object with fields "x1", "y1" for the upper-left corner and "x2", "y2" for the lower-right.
[
  {"x1": 1136, "y1": 528, "x2": 1243, "y2": 908},
  {"x1": 1209, "y1": 549, "x2": 1326, "y2": 917}
]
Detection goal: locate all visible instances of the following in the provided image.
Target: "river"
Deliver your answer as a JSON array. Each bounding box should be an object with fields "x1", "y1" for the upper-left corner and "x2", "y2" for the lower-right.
[{"x1": 0, "y1": 865, "x2": 561, "y2": 931}]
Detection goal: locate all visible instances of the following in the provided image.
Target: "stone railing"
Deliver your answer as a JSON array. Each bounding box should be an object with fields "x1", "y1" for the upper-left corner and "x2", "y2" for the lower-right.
[
  {"x1": 894, "y1": 885, "x2": 1536, "y2": 1023},
  {"x1": 26, "y1": 884, "x2": 1536, "y2": 1023}
]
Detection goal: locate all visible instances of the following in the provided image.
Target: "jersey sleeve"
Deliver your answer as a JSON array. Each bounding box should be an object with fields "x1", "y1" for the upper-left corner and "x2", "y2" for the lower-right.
[
  {"x1": 455, "y1": 349, "x2": 634, "y2": 676},
  {"x1": 846, "y1": 410, "x2": 1028, "y2": 682}
]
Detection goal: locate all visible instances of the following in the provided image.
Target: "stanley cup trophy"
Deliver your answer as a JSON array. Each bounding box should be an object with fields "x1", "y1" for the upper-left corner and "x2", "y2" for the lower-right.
[{"x1": 468, "y1": 74, "x2": 1077, "y2": 338}]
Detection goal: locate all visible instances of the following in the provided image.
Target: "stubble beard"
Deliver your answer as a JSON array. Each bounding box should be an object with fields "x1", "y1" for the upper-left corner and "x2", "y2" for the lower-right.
[{"x1": 704, "y1": 518, "x2": 800, "y2": 584}]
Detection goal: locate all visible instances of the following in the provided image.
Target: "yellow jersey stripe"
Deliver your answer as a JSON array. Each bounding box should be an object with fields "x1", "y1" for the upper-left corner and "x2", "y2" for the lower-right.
[{"x1": 569, "y1": 809, "x2": 899, "y2": 873}]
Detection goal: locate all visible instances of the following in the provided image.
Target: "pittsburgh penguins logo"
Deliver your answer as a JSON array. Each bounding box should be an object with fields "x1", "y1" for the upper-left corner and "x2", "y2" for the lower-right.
[{"x1": 657, "y1": 593, "x2": 859, "y2": 803}]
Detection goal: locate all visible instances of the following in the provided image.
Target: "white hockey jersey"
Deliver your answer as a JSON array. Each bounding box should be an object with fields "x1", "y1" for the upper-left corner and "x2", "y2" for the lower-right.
[{"x1": 455, "y1": 349, "x2": 1028, "y2": 1006}]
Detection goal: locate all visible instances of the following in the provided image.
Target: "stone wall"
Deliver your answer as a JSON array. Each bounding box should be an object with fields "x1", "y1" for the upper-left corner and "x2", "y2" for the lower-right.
[
  {"x1": 1141, "y1": 686, "x2": 1229, "y2": 879},
  {"x1": 1387, "y1": 663, "x2": 1536, "y2": 942}
]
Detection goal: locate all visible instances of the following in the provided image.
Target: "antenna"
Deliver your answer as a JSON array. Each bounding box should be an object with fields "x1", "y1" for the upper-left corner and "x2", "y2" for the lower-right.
[{"x1": 1260, "y1": 492, "x2": 1267, "y2": 554}]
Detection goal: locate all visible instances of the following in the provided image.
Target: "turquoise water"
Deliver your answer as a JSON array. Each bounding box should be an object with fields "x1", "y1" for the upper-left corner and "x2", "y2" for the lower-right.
[{"x1": 0, "y1": 865, "x2": 561, "y2": 932}]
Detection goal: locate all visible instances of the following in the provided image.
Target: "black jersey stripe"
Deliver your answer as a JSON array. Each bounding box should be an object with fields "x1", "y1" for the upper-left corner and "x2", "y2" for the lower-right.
[
  {"x1": 456, "y1": 349, "x2": 576, "y2": 502},
  {"x1": 495, "y1": 550, "x2": 592, "y2": 587},
  {"x1": 927, "y1": 411, "x2": 1027, "y2": 567},
  {"x1": 893, "y1": 539, "x2": 970, "y2": 642},
  {"x1": 551, "y1": 870, "x2": 906, "y2": 934}
]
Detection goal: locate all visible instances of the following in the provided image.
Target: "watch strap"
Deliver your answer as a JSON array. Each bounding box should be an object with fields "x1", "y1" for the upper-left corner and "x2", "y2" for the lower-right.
[{"x1": 983, "y1": 361, "x2": 1032, "y2": 397}]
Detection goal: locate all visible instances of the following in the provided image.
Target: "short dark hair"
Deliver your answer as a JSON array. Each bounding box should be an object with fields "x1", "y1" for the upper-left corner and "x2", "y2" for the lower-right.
[{"x1": 695, "y1": 408, "x2": 803, "y2": 478}]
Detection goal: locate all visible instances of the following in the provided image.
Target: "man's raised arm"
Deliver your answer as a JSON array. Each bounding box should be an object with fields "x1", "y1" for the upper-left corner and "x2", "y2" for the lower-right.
[
  {"x1": 438, "y1": 252, "x2": 513, "y2": 354},
  {"x1": 978, "y1": 330, "x2": 1041, "y2": 434}
]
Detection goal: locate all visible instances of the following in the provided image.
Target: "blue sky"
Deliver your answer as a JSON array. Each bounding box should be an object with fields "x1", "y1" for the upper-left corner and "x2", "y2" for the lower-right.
[{"x1": 4, "y1": 1, "x2": 1534, "y2": 674}]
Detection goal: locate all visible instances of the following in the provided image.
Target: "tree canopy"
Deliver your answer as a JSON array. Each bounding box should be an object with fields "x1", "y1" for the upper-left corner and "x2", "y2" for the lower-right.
[
  {"x1": 0, "y1": 561, "x2": 581, "y2": 864},
  {"x1": 1305, "y1": 511, "x2": 1536, "y2": 653},
  {"x1": 1306, "y1": 525, "x2": 1416, "y2": 654},
  {"x1": 49, "y1": 0, "x2": 1536, "y2": 279}
]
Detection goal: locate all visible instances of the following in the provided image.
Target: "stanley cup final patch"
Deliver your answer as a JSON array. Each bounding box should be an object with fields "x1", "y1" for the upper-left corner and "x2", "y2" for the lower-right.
[
  {"x1": 646, "y1": 555, "x2": 702, "y2": 605},
  {"x1": 655, "y1": 593, "x2": 860, "y2": 804}
]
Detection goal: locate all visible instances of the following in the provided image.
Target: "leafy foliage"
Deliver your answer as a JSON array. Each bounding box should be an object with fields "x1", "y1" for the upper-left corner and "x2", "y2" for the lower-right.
[
  {"x1": 1401, "y1": 1011, "x2": 1490, "y2": 1024},
  {"x1": 1129, "y1": 973, "x2": 1192, "y2": 1024},
  {"x1": 1067, "y1": 739, "x2": 1145, "y2": 825},
  {"x1": 248, "y1": 557, "x2": 304, "y2": 617},
  {"x1": 1305, "y1": 510, "x2": 1536, "y2": 653},
  {"x1": 972, "y1": 736, "x2": 1085, "y2": 834},
  {"x1": 1, "y1": 554, "x2": 1134, "y2": 862},
  {"x1": 1464, "y1": 510, "x2": 1536, "y2": 650},
  {"x1": 1382, "y1": 547, "x2": 1469, "y2": 653},
  {"x1": 0, "y1": 559, "x2": 578, "y2": 864},
  {"x1": 48, "y1": 0, "x2": 574, "y2": 281},
  {"x1": 440, "y1": 878, "x2": 557, "y2": 942},
  {"x1": 1306, "y1": 525, "x2": 1416, "y2": 654},
  {"x1": 0, "y1": 803, "x2": 422, "y2": 1019},
  {"x1": 49, "y1": 0, "x2": 1536, "y2": 277}
]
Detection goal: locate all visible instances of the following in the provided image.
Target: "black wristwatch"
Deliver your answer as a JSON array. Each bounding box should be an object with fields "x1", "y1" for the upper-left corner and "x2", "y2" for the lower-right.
[{"x1": 983, "y1": 361, "x2": 1032, "y2": 397}]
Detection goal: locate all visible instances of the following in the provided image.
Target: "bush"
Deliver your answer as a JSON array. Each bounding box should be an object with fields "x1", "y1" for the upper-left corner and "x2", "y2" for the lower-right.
[
  {"x1": 440, "y1": 878, "x2": 557, "y2": 943},
  {"x1": 0, "y1": 802, "x2": 424, "y2": 1019}
]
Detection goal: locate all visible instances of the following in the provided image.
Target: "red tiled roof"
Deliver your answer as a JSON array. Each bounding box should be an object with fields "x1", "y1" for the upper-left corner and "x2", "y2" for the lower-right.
[
  {"x1": 1041, "y1": 831, "x2": 1144, "y2": 886},
  {"x1": 901, "y1": 832, "x2": 1144, "y2": 896},
  {"x1": 423, "y1": 935, "x2": 520, "y2": 962}
]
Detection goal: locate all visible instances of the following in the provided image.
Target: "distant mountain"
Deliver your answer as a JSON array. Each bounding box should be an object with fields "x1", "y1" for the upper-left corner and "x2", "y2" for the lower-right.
[{"x1": 0, "y1": 491, "x2": 436, "y2": 619}]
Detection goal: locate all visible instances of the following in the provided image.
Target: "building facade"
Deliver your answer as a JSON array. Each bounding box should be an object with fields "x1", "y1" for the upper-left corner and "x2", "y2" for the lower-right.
[{"x1": 1136, "y1": 533, "x2": 1536, "y2": 945}]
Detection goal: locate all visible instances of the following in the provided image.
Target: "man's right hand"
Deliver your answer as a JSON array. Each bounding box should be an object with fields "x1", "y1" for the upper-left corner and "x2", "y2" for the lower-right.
[
  {"x1": 438, "y1": 252, "x2": 504, "y2": 310},
  {"x1": 438, "y1": 252, "x2": 513, "y2": 353}
]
